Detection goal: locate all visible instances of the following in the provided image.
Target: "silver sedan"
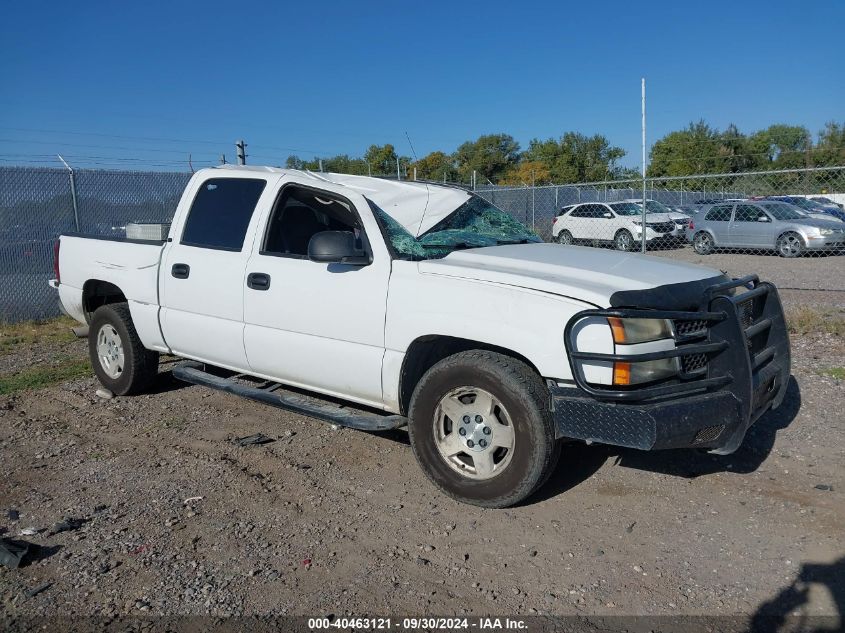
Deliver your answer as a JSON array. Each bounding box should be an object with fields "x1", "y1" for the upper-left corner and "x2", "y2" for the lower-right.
[{"x1": 686, "y1": 201, "x2": 845, "y2": 257}]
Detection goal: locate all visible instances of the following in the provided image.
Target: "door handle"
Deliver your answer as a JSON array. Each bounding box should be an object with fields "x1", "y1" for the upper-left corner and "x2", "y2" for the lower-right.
[
  {"x1": 171, "y1": 263, "x2": 190, "y2": 279},
  {"x1": 247, "y1": 272, "x2": 271, "y2": 290}
]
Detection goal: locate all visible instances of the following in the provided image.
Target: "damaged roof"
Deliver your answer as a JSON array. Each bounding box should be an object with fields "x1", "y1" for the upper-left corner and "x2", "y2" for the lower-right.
[{"x1": 213, "y1": 165, "x2": 471, "y2": 236}]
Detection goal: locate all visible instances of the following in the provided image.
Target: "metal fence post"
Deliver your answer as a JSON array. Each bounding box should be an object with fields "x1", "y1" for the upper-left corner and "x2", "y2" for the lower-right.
[{"x1": 57, "y1": 155, "x2": 80, "y2": 232}]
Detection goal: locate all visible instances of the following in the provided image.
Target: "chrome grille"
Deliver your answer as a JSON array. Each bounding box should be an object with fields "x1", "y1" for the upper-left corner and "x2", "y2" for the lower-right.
[{"x1": 646, "y1": 221, "x2": 674, "y2": 234}]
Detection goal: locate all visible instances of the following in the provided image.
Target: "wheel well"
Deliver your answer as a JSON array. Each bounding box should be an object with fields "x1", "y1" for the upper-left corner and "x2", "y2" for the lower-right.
[
  {"x1": 397, "y1": 336, "x2": 541, "y2": 416},
  {"x1": 82, "y1": 280, "x2": 127, "y2": 321},
  {"x1": 615, "y1": 228, "x2": 632, "y2": 237},
  {"x1": 777, "y1": 230, "x2": 805, "y2": 245}
]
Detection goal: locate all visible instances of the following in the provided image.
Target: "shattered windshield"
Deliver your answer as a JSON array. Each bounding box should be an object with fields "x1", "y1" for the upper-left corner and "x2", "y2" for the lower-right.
[{"x1": 369, "y1": 195, "x2": 540, "y2": 261}]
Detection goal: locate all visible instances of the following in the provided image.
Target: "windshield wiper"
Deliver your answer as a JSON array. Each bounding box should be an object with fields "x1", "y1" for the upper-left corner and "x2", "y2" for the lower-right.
[
  {"x1": 420, "y1": 242, "x2": 483, "y2": 250},
  {"x1": 496, "y1": 238, "x2": 533, "y2": 245}
]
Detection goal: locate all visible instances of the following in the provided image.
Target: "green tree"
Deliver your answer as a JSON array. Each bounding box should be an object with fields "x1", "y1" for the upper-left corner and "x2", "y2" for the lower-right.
[
  {"x1": 364, "y1": 144, "x2": 399, "y2": 176},
  {"x1": 453, "y1": 134, "x2": 520, "y2": 184},
  {"x1": 524, "y1": 132, "x2": 625, "y2": 183},
  {"x1": 648, "y1": 120, "x2": 728, "y2": 177},
  {"x1": 747, "y1": 124, "x2": 812, "y2": 170},
  {"x1": 813, "y1": 121, "x2": 845, "y2": 167},
  {"x1": 411, "y1": 151, "x2": 457, "y2": 181}
]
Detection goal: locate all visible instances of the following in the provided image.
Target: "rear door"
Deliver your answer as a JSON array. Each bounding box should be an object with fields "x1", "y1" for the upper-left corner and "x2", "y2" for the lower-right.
[
  {"x1": 704, "y1": 204, "x2": 734, "y2": 244},
  {"x1": 241, "y1": 177, "x2": 392, "y2": 409},
  {"x1": 567, "y1": 204, "x2": 601, "y2": 240},
  {"x1": 160, "y1": 172, "x2": 277, "y2": 369}
]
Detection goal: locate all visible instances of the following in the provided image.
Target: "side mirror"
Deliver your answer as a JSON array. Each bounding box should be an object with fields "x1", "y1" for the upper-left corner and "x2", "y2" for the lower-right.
[
  {"x1": 603, "y1": 212, "x2": 613, "y2": 219},
  {"x1": 757, "y1": 216, "x2": 770, "y2": 223},
  {"x1": 308, "y1": 231, "x2": 370, "y2": 265}
]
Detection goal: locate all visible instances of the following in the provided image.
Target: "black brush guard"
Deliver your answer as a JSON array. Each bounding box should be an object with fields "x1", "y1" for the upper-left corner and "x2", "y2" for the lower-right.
[{"x1": 554, "y1": 275, "x2": 791, "y2": 454}]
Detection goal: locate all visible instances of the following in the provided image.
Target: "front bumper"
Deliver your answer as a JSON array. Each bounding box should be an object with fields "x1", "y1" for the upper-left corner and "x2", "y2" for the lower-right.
[
  {"x1": 554, "y1": 276, "x2": 791, "y2": 454},
  {"x1": 805, "y1": 234, "x2": 845, "y2": 250}
]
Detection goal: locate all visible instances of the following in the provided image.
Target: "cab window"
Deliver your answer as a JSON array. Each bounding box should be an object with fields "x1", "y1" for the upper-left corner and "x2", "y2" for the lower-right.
[{"x1": 181, "y1": 178, "x2": 267, "y2": 250}]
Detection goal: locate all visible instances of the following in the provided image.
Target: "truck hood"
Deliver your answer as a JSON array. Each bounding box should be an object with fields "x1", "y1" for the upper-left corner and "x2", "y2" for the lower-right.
[{"x1": 418, "y1": 243, "x2": 723, "y2": 307}]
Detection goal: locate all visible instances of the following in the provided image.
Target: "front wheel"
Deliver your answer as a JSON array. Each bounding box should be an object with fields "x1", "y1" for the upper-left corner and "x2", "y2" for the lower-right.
[
  {"x1": 408, "y1": 350, "x2": 560, "y2": 508},
  {"x1": 777, "y1": 232, "x2": 804, "y2": 258},
  {"x1": 89, "y1": 303, "x2": 159, "y2": 395}
]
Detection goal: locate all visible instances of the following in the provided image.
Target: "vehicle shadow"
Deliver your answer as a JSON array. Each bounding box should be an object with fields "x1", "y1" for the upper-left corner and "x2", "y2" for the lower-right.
[
  {"x1": 749, "y1": 556, "x2": 844, "y2": 632},
  {"x1": 147, "y1": 369, "x2": 192, "y2": 395},
  {"x1": 609, "y1": 375, "x2": 801, "y2": 478},
  {"x1": 523, "y1": 442, "x2": 613, "y2": 505}
]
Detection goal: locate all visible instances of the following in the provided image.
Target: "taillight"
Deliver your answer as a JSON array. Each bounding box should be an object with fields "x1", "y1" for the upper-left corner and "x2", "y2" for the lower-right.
[{"x1": 53, "y1": 239, "x2": 61, "y2": 284}]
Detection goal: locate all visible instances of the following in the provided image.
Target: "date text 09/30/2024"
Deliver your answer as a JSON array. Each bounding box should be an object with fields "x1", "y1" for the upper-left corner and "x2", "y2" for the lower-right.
[{"x1": 307, "y1": 617, "x2": 528, "y2": 630}]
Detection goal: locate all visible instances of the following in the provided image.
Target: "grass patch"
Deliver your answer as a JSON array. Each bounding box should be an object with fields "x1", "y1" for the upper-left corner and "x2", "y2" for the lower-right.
[
  {"x1": 0, "y1": 316, "x2": 79, "y2": 355},
  {"x1": 819, "y1": 367, "x2": 845, "y2": 380},
  {"x1": 0, "y1": 357, "x2": 91, "y2": 395},
  {"x1": 785, "y1": 306, "x2": 845, "y2": 337}
]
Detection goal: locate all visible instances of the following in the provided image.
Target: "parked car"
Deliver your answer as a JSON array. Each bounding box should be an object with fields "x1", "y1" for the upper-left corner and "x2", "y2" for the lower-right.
[
  {"x1": 618, "y1": 199, "x2": 691, "y2": 238},
  {"x1": 51, "y1": 166, "x2": 792, "y2": 507},
  {"x1": 810, "y1": 196, "x2": 843, "y2": 210},
  {"x1": 553, "y1": 201, "x2": 680, "y2": 250},
  {"x1": 767, "y1": 196, "x2": 845, "y2": 223},
  {"x1": 687, "y1": 200, "x2": 845, "y2": 257}
]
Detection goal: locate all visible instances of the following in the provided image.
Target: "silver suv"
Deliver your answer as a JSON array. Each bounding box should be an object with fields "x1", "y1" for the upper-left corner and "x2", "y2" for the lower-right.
[{"x1": 687, "y1": 200, "x2": 845, "y2": 257}]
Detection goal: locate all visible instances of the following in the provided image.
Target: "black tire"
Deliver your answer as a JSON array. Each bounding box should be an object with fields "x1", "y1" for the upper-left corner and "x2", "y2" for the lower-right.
[
  {"x1": 557, "y1": 230, "x2": 573, "y2": 245},
  {"x1": 693, "y1": 231, "x2": 714, "y2": 255},
  {"x1": 88, "y1": 303, "x2": 159, "y2": 396},
  {"x1": 408, "y1": 350, "x2": 560, "y2": 508},
  {"x1": 614, "y1": 229, "x2": 634, "y2": 251},
  {"x1": 776, "y1": 232, "x2": 804, "y2": 258}
]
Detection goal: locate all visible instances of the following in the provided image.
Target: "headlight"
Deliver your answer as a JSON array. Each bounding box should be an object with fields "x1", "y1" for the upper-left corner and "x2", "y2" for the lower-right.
[
  {"x1": 607, "y1": 317, "x2": 677, "y2": 386},
  {"x1": 819, "y1": 228, "x2": 834, "y2": 236},
  {"x1": 607, "y1": 317, "x2": 673, "y2": 344}
]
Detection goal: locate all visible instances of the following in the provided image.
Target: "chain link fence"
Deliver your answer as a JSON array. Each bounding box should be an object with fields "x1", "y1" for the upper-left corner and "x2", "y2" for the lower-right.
[
  {"x1": 1, "y1": 165, "x2": 844, "y2": 322},
  {"x1": 0, "y1": 166, "x2": 190, "y2": 322}
]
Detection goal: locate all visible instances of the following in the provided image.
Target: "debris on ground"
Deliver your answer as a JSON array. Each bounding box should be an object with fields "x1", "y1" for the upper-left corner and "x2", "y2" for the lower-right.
[
  {"x1": 25, "y1": 582, "x2": 53, "y2": 598},
  {"x1": 183, "y1": 496, "x2": 204, "y2": 504},
  {"x1": 19, "y1": 527, "x2": 38, "y2": 536},
  {"x1": 234, "y1": 433, "x2": 275, "y2": 446},
  {"x1": 814, "y1": 484, "x2": 833, "y2": 491},
  {"x1": 0, "y1": 538, "x2": 31, "y2": 569},
  {"x1": 7, "y1": 509, "x2": 19, "y2": 521},
  {"x1": 49, "y1": 517, "x2": 88, "y2": 536},
  {"x1": 95, "y1": 388, "x2": 114, "y2": 400}
]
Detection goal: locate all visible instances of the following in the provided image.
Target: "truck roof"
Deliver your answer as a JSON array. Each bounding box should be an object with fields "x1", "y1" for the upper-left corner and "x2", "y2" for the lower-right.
[{"x1": 210, "y1": 165, "x2": 471, "y2": 236}]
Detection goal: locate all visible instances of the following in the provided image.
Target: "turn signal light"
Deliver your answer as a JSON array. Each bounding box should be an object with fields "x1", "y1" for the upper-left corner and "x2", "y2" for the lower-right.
[{"x1": 612, "y1": 362, "x2": 631, "y2": 385}]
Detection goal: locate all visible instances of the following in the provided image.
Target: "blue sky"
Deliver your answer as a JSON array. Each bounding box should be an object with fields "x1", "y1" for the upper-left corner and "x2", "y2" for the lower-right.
[{"x1": 1, "y1": 0, "x2": 843, "y2": 171}]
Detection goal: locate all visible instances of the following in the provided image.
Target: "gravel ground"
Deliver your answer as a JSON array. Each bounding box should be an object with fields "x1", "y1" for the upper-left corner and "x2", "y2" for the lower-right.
[{"x1": 1, "y1": 255, "x2": 844, "y2": 629}]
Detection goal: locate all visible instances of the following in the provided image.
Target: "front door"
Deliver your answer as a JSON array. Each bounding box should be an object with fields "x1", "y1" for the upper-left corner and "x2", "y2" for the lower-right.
[
  {"x1": 242, "y1": 179, "x2": 391, "y2": 409},
  {"x1": 160, "y1": 173, "x2": 276, "y2": 369}
]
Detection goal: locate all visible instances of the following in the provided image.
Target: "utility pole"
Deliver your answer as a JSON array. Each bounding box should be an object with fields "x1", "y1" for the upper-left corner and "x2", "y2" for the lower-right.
[
  {"x1": 57, "y1": 155, "x2": 80, "y2": 232},
  {"x1": 236, "y1": 140, "x2": 247, "y2": 165},
  {"x1": 220, "y1": 154, "x2": 227, "y2": 165},
  {"x1": 396, "y1": 157, "x2": 401, "y2": 180},
  {"x1": 641, "y1": 78, "x2": 647, "y2": 254}
]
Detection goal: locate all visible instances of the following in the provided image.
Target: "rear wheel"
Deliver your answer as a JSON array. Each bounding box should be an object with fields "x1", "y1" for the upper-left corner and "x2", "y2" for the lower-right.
[
  {"x1": 89, "y1": 303, "x2": 159, "y2": 395},
  {"x1": 693, "y1": 231, "x2": 714, "y2": 255},
  {"x1": 777, "y1": 232, "x2": 804, "y2": 258},
  {"x1": 408, "y1": 350, "x2": 560, "y2": 508},
  {"x1": 557, "y1": 230, "x2": 573, "y2": 245},
  {"x1": 614, "y1": 229, "x2": 634, "y2": 251}
]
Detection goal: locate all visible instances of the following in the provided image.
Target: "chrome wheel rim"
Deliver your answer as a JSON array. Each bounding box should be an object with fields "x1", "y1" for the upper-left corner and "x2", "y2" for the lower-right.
[
  {"x1": 558, "y1": 231, "x2": 572, "y2": 245},
  {"x1": 96, "y1": 324, "x2": 124, "y2": 379},
  {"x1": 616, "y1": 232, "x2": 632, "y2": 250},
  {"x1": 433, "y1": 386, "x2": 515, "y2": 480},
  {"x1": 779, "y1": 234, "x2": 801, "y2": 257},
  {"x1": 694, "y1": 233, "x2": 711, "y2": 254}
]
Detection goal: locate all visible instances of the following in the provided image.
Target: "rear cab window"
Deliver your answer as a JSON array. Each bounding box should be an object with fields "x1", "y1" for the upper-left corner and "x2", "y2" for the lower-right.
[{"x1": 181, "y1": 178, "x2": 267, "y2": 250}]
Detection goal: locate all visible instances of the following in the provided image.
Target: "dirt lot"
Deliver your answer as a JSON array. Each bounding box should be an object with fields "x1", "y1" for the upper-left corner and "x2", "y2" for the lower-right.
[{"x1": 1, "y1": 253, "x2": 844, "y2": 630}]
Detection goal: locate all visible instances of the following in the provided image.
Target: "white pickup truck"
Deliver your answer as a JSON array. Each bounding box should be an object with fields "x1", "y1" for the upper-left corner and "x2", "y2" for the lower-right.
[{"x1": 52, "y1": 166, "x2": 792, "y2": 507}]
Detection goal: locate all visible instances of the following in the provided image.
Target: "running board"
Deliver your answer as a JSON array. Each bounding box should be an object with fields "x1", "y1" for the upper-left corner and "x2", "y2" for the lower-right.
[{"x1": 171, "y1": 364, "x2": 407, "y2": 432}]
